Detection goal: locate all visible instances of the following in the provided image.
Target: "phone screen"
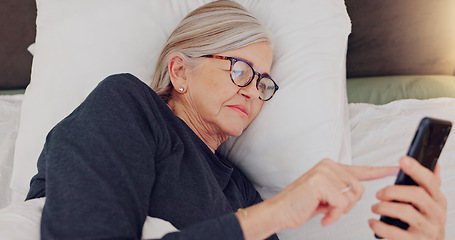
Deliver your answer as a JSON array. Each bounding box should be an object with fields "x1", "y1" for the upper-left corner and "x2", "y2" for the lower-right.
[{"x1": 375, "y1": 117, "x2": 452, "y2": 239}]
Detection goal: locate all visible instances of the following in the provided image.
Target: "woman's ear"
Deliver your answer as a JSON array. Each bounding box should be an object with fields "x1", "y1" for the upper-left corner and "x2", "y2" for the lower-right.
[{"x1": 168, "y1": 52, "x2": 189, "y2": 93}]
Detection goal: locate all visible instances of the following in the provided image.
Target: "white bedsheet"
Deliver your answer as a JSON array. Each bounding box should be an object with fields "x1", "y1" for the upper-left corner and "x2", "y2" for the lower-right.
[
  {"x1": 0, "y1": 97, "x2": 454, "y2": 239},
  {"x1": 0, "y1": 197, "x2": 178, "y2": 240}
]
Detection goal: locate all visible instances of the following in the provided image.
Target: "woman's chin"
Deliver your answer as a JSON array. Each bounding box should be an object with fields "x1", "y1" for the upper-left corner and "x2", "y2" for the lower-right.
[{"x1": 223, "y1": 124, "x2": 245, "y2": 138}]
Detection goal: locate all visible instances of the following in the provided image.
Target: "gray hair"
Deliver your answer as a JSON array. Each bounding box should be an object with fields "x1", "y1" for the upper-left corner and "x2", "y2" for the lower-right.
[{"x1": 151, "y1": 0, "x2": 272, "y2": 102}]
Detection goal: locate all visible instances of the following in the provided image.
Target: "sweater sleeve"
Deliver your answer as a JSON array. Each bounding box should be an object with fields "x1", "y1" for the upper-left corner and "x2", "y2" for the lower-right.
[
  {"x1": 227, "y1": 161, "x2": 280, "y2": 240},
  {"x1": 32, "y1": 75, "x2": 159, "y2": 239},
  {"x1": 28, "y1": 74, "x2": 249, "y2": 240},
  {"x1": 158, "y1": 213, "x2": 243, "y2": 240}
]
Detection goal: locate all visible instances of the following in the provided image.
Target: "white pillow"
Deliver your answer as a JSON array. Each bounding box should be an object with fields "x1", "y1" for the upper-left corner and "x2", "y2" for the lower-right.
[
  {"x1": 222, "y1": 0, "x2": 352, "y2": 191},
  {"x1": 0, "y1": 95, "x2": 23, "y2": 209},
  {"x1": 12, "y1": 0, "x2": 351, "y2": 201}
]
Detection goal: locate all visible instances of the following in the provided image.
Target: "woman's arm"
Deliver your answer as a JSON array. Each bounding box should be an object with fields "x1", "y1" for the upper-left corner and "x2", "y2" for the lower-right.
[
  {"x1": 369, "y1": 156, "x2": 447, "y2": 240},
  {"x1": 235, "y1": 159, "x2": 398, "y2": 240},
  {"x1": 36, "y1": 76, "x2": 159, "y2": 239}
]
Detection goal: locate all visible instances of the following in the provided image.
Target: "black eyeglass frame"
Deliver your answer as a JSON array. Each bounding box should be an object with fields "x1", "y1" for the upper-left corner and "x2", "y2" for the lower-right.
[{"x1": 202, "y1": 54, "x2": 279, "y2": 101}]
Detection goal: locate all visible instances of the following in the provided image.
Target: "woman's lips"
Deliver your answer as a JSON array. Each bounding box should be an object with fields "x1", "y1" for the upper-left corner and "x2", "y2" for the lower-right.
[{"x1": 228, "y1": 105, "x2": 249, "y2": 117}]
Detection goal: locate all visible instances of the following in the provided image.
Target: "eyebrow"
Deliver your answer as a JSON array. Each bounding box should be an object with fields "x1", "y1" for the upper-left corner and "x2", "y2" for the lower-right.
[
  {"x1": 236, "y1": 56, "x2": 254, "y2": 66},
  {"x1": 233, "y1": 56, "x2": 271, "y2": 76}
]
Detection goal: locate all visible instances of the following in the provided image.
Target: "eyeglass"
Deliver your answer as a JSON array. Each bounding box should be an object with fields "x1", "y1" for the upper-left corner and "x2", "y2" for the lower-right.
[{"x1": 202, "y1": 55, "x2": 279, "y2": 101}]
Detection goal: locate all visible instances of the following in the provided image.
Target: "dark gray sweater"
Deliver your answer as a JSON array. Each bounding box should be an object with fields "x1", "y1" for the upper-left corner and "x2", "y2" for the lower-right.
[{"x1": 26, "y1": 73, "x2": 279, "y2": 240}]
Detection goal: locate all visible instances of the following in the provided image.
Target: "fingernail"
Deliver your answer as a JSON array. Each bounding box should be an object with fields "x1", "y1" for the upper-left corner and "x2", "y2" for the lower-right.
[
  {"x1": 368, "y1": 219, "x2": 374, "y2": 226},
  {"x1": 376, "y1": 190, "x2": 382, "y2": 199},
  {"x1": 390, "y1": 166, "x2": 400, "y2": 176},
  {"x1": 371, "y1": 204, "x2": 376, "y2": 212}
]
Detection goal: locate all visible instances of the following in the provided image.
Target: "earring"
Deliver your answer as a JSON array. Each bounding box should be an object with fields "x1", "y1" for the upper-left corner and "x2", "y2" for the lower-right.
[{"x1": 178, "y1": 87, "x2": 184, "y2": 92}]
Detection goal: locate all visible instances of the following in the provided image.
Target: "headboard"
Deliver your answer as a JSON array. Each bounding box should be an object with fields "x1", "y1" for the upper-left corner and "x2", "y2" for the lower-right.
[
  {"x1": 0, "y1": 0, "x2": 36, "y2": 90},
  {"x1": 345, "y1": 0, "x2": 455, "y2": 78},
  {"x1": 1, "y1": 0, "x2": 455, "y2": 90}
]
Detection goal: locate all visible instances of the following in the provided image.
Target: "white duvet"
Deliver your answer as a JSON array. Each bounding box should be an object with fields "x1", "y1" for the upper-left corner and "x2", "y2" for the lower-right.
[
  {"x1": 1, "y1": 97, "x2": 454, "y2": 239},
  {"x1": 276, "y1": 97, "x2": 455, "y2": 240}
]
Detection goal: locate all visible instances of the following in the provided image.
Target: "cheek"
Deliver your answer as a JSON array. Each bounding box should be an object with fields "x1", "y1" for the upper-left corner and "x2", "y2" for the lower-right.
[
  {"x1": 194, "y1": 68, "x2": 235, "y2": 99},
  {"x1": 201, "y1": 82, "x2": 235, "y2": 113},
  {"x1": 190, "y1": 71, "x2": 236, "y2": 117}
]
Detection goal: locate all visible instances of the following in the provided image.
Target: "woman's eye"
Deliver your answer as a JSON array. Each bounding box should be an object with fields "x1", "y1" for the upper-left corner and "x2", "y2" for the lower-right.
[
  {"x1": 257, "y1": 82, "x2": 266, "y2": 91},
  {"x1": 232, "y1": 70, "x2": 244, "y2": 78}
]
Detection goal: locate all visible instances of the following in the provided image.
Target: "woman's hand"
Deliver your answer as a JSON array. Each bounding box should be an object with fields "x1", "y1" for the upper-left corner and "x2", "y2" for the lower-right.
[
  {"x1": 273, "y1": 158, "x2": 398, "y2": 229},
  {"x1": 369, "y1": 156, "x2": 447, "y2": 240},
  {"x1": 236, "y1": 158, "x2": 398, "y2": 240}
]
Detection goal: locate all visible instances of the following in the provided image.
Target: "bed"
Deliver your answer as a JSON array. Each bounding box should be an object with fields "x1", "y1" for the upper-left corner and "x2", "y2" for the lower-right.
[{"x1": 1, "y1": 0, "x2": 454, "y2": 239}]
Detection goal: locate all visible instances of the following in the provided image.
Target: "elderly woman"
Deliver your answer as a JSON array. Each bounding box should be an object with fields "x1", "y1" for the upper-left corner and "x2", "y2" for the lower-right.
[{"x1": 26, "y1": 1, "x2": 446, "y2": 240}]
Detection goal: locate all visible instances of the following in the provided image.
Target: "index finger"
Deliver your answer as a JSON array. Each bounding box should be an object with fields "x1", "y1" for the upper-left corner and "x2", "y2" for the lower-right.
[{"x1": 342, "y1": 164, "x2": 399, "y2": 181}]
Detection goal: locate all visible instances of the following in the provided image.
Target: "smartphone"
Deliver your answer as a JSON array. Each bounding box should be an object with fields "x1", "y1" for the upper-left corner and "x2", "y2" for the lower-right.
[{"x1": 375, "y1": 117, "x2": 452, "y2": 239}]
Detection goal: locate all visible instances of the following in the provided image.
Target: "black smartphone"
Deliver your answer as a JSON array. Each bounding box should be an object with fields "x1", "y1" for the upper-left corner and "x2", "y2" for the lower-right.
[{"x1": 375, "y1": 117, "x2": 452, "y2": 239}]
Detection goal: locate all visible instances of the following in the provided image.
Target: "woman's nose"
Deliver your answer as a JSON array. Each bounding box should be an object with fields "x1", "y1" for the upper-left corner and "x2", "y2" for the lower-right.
[{"x1": 238, "y1": 77, "x2": 260, "y2": 100}]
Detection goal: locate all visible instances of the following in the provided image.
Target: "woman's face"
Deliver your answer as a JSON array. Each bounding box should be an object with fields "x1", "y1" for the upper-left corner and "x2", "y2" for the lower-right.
[{"x1": 184, "y1": 42, "x2": 273, "y2": 138}]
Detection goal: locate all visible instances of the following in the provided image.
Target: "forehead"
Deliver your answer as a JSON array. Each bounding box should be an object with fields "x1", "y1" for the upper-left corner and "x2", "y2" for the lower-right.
[{"x1": 218, "y1": 42, "x2": 273, "y2": 73}]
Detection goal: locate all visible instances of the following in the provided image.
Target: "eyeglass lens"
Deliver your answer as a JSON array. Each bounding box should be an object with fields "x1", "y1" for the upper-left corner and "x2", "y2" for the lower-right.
[{"x1": 230, "y1": 60, "x2": 277, "y2": 101}]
